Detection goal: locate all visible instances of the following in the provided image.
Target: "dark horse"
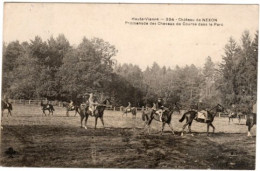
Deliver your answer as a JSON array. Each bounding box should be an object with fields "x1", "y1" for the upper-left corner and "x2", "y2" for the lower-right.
[
  {"x1": 63, "y1": 102, "x2": 80, "y2": 117},
  {"x1": 40, "y1": 101, "x2": 55, "y2": 116},
  {"x1": 2, "y1": 100, "x2": 12, "y2": 117},
  {"x1": 122, "y1": 107, "x2": 137, "y2": 118},
  {"x1": 246, "y1": 113, "x2": 256, "y2": 136},
  {"x1": 142, "y1": 105, "x2": 180, "y2": 135},
  {"x1": 179, "y1": 104, "x2": 224, "y2": 136},
  {"x1": 79, "y1": 99, "x2": 110, "y2": 129}
]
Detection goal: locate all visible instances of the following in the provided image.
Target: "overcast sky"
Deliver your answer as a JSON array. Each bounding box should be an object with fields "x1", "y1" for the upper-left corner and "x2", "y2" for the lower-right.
[{"x1": 3, "y1": 3, "x2": 259, "y2": 70}]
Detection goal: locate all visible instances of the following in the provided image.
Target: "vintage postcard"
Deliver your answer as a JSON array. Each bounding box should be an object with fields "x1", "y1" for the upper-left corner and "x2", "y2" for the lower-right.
[{"x1": 1, "y1": 2, "x2": 258, "y2": 169}]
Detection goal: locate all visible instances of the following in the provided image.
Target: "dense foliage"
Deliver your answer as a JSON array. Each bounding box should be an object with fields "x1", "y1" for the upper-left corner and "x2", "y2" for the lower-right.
[{"x1": 2, "y1": 31, "x2": 258, "y2": 110}]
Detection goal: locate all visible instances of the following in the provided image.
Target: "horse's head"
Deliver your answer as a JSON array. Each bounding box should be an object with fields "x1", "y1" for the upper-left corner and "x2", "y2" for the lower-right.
[
  {"x1": 209, "y1": 104, "x2": 225, "y2": 115},
  {"x1": 216, "y1": 104, "x2": 225, "y2": 112},
  {"x1": 163, "y1": 107, "x2": 174, "y2": 115},
  {"x1": 102, "y1": 99, "x2": 111, "y2": 105}
]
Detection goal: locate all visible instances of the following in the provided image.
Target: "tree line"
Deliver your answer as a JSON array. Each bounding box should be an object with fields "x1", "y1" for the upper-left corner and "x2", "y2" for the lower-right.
[{"x1": 2, "y1": 30, "x2": 258, "y2": 111}]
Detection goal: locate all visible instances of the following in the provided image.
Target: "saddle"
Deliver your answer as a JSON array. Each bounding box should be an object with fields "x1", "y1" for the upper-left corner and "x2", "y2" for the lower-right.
[
  {"x1": 197, "y1": 110, "x2": 208, "y2": 120},
  {"x1": 155, "y1": 109, "x2": 163, "y2": 115}
]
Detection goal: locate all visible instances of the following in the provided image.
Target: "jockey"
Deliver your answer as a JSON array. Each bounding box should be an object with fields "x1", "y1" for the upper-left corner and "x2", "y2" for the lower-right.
[
  {"x1": 195, "y1": 102, "x2": 208, "y2": 122},
  {"x1": 152, "y1": 103, "x2": 156, "y2": 110},
  {"x1": 154, "y1": 98, "x2": 164, "y2": 122},
  {"x1": 3, "y1": 95, "x2": 9, "y2": 107},
  {"x1": 88, "y1": 93, "x2": 98, "y2": 116},
  {"x1": 47, "y1": 100, "x2": 50, "y2": 108},
  {"x1": 126, "y1": 102, "x2": 131, "y2": 112}
]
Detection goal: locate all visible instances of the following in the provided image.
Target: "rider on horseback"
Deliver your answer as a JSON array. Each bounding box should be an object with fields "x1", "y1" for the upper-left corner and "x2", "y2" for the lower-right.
[
  {"x1": 126, "y1": 102, "x2": 131, "y2": 112},
  {"x1": 69, "y1": 100, "x2": 74, "y2": 110},
  {"x1": 3, "y1": 95, "x2": 9, "y2": 107},
  {"x1": 88, "y1": 93, "x2": 98, "y2": 116},
  {"x1": 153, "y1": 98, "x2": 164, "y2": 122},
  {"x1": 194, "y1": 102, "x2": 208, "y2": 122}
]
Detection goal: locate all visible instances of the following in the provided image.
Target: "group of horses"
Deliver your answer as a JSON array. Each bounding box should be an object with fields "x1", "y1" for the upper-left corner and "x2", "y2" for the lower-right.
[
  {"x1": 141, "y1": 103, "x2": 256, "y2": 137},
  {"x1": 1, "y1": 100, "x2": 257, "y2": 136},
  {"x1": 40, "y1": 99, "x2": 109, "y2": 129}
]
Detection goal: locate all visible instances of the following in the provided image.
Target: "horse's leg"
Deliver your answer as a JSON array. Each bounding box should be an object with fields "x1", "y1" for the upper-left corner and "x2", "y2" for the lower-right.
[
  {"x1": 100, "y1": 117, "x2": 105, "y2": 128},
  {"x1": 247, "y1": 125, "x2": 251, "y2": 136},
  {"x1": 210, "y1": 123, "x2": 215, "y2": 133},
  {"x1": 168, "y1": 123, "x2": 175, "y2": 135},
  {"x1": 74, "y1": 109, "x2": 77, "y2": 117},
  {"x1": 80, "y1": 115, "x2": 84, "y2": 128},
  {"x1": 207, "y1": 123, "x2": 210, "y2": 136},
  {"x1": 43, "y1": 110, "x2": 46, "y2": 117},
  {"x1": 84, "y1": 115, "x2": 89, "y2": 129},
  {"x1": 9, "y1": 109, "x2": 12, "y2": 117},
  {"x1": 95, "y1": 117, "x2": 98, "y2": 130},
  {"x1": 188, "y1": 122, "x2": 194, "y2": 136},
  {"x1": 248, "y1": 124, "x2": 253, "y2": 137},
  {"x1": 147, "y1": 119, "x2": 153, "y2": 135},
  {"x1": 181, "y1": 119, "x2": 189, "y2": 136},
  {"x1": 161, "y1": 122, "x2": 166, "y2": 135}
]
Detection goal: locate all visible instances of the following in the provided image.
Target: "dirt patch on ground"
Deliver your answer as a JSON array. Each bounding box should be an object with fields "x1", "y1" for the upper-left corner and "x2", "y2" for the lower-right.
[
  {"x1": 0, "y1": 105, "x2": 256, "y2": 169},
  {"x1": 1, "y1": 125, "x2": 255, "y2": 169}
]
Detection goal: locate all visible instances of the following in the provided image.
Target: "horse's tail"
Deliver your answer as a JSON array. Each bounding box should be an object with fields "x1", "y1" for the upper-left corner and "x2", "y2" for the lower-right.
[{"x1": 179, "y1": 113, "x2": 186, "y2": 122}]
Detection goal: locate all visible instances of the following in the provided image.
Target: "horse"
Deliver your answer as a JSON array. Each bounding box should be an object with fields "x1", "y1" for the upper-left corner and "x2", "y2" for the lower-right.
[
  {"x1": 246, "y1": 113, "x2": 256, "y2": 136},
  {"x1": 79, "y1": 99, "x2": 110, "y2": 129},
  {"x1": 122, "y1": 107, "x2": 137, "y2": 118},
  {"x1": 40, "y1": 101, "x2": 55, "y2": 116},
  {"x1": 64, "y1": 102, "x2": 80, "y2": 117},
  {"x1": 179, "y1": 104, "x2": 224, "y2": 136},
  {"x1": 142, "y1": 105, "x2": 179, "y2": 135},
  {"x1": 2, "y1": 100, "x2": 12, "y2": 117}
]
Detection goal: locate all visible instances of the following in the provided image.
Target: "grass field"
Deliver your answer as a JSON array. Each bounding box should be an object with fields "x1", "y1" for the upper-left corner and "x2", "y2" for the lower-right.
[{"x1": 0, "y1": 104, "x2": 256, "y2": 169}]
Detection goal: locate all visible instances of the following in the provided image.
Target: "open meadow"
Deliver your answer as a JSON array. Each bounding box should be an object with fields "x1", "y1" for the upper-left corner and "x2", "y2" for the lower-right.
[{"x1": 0, "y1": 104, "x2": 256, "y2": 169}]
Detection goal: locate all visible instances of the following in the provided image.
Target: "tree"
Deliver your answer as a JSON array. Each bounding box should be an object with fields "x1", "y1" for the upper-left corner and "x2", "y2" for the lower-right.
[{"x1": 58, "y1": 37, "x2": 117, "y2": 101}]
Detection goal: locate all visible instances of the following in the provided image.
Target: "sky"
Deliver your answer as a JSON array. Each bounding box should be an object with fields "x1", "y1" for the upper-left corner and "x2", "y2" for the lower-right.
[{"x1": 3, "y1": 3, "x2": 259, "y2": 70}]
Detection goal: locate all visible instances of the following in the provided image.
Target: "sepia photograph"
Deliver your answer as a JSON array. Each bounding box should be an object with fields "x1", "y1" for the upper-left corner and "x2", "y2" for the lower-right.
[{"x1": 0, "y1": 2, "x2": 259, "y2": 170}]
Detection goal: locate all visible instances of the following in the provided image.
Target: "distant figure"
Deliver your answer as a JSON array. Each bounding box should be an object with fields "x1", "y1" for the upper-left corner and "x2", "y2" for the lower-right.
[
  {"x1": 69, "y1": 100, "x2": 74, "y2": 110},
  {"x1": 3, "y1": 95, "x2": 9, "y2": 108},
  {"x1": 156, "y1": 98, "x2": 164, "y2": 109},
  {"x1": 126, "y1": 102, "x2": 131, "y2": 112}
]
